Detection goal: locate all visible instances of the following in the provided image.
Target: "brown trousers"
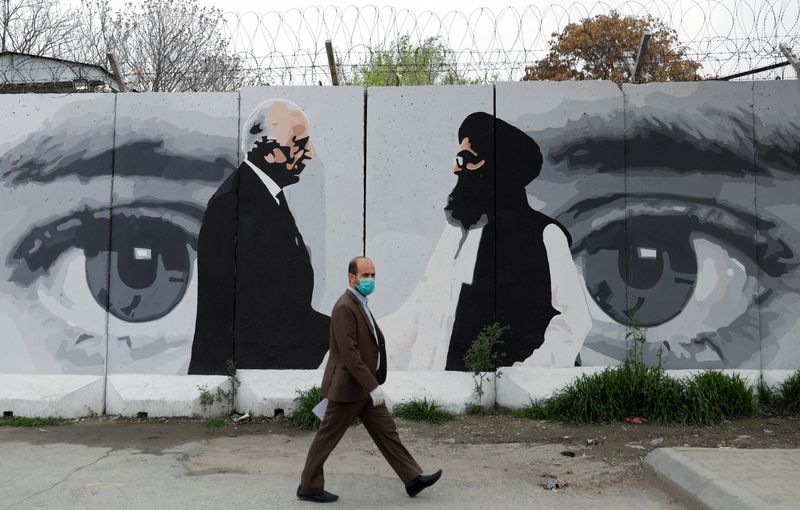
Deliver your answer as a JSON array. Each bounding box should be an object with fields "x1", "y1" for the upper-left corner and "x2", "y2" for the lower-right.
[{"x1": 300, "y1": 398, "x2": 422, "y2": 494}]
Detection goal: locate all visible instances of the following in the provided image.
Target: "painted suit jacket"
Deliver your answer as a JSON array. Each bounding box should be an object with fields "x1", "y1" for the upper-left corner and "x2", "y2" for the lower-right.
[{"x1": 188, "y1": 162, "x2": 329, "y2": 374}]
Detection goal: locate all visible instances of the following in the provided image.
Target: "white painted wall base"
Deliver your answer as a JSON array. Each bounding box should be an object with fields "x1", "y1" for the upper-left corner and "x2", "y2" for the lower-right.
[
  {"x1": 105, "y1": 374, "x2": 230, "y2": 418},
  {"x1": 0, "y1": 375, "x2": 104, "y2": 418},
  {"x1": 236, "y1": 369, "x2": 323, "y2": 417},
  {"x1": 496, "y1": 367, "x2": 605, "y2": 408},
  {"x1": 761, "y1": 370, "x2": 797, "y2": 388},
  {"x1": 236, "y1": 370, "x2": 489, "y2": 417},
  {"x1": 1, "y1": 369, "x2": 796, "y2": 418},
  {"x1": 384, "y1": 371, "x2": 491, "y2": 414}
]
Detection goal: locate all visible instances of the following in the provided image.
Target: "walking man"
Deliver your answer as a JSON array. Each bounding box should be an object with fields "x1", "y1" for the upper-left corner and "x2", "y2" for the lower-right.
[{"x1": 298, "y1": 256, "x2": 442, "y2": 502}]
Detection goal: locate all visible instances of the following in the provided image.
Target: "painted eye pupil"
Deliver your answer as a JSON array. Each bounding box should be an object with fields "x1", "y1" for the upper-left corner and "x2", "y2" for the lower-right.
[
  {"x1": 85, "y1": 215, "x2": 192, "y2": 323},
  {"x1": 582, "y1": 218, "x2": 697, "y2": 327}
]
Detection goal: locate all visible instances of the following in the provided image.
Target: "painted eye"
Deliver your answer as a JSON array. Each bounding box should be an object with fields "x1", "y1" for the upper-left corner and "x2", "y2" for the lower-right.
[
  {"x1": 566, "y1": 194, "x2": 794, "y2": 366},
  {"x1": 578, "y1": 216, "x2": 699, "y2": 327},
  {"x1": 5, "y1": 204, "x2": 201, "y2": 373},
  {"x1": 86, "y1": 214, "x2": 192, "y2": 322},
  {"x1": 9, "y1": 206, "x2": 199, "y2": 324}
]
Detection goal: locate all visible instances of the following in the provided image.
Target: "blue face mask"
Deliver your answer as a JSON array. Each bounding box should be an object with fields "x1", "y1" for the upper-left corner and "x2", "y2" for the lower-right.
[{"x1": 356, "y1": 277, "x2": 375, "y2": 296}]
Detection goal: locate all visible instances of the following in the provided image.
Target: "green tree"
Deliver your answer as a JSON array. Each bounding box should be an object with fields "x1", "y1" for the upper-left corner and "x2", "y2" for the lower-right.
[
  {"x1": 343, "y1": 34, "x2": 477, "y2": 86},
  {"x1": 523, "y1": 11, "x2": 701, "y2": 84}
]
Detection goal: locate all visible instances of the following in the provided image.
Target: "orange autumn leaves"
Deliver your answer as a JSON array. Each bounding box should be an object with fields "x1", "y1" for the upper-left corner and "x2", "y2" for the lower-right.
[{"x1": 523, "y1": 11, "x2": 702, "y2": 84}]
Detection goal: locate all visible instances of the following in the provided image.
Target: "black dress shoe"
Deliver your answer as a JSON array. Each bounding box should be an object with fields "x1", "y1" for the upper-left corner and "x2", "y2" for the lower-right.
[
  {"x1": 405, "y1": 469, "x2": 442, "y2": 497},
  {"x1": 297, "y1": 485, "x2": 339, "y2": 503}
]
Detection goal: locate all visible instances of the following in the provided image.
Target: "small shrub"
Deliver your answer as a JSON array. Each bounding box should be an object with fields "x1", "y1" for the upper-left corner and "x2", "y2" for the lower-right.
[
  {"x1": 393, "y1": 397, "x2": 454, "y2": 423},
  {"x1": 0, "y1": 417, "x2": 64, "y2": 427},
  {"x1": 465, "y1": 403, "x2": 485, "y2": 415},
  {"x1": 203, "y1": 418, "x2": 226, "y2": 427},
  {"x1": 196, "y1": 359, "x2": 241, "y2": 414},
  {"x1": 197, "y1": 385, "x2": 215, "y2": 409},
  {"x1": 464, "y1": 323, "x2": 508, "y2": 406},
  {"x1": 287, "y1": 386, "x2": 324, "y2": 430},
  {"x1": 776, "y1": 370, "x2": 800, "y2": 416}
]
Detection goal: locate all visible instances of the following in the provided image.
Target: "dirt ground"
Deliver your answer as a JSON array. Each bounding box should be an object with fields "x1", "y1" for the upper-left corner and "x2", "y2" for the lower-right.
[{"x1": 2, "y1": 412, "x2": 798, "y2": 495}]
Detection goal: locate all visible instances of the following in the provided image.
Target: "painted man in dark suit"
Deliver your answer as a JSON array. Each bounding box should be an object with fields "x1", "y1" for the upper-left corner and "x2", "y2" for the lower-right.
[{"x1": 189, "y1": 99, "x2": 330, "y2": 374}]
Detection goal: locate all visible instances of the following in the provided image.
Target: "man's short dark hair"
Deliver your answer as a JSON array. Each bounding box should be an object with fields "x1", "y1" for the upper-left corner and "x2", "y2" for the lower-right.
[{"x1": 348, "y1": 256, "x2": 366, "y2": 275}]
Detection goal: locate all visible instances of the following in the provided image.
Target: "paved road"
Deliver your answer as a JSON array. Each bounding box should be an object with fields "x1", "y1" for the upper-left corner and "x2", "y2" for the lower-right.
[{"x1": 0, "y1": 421, "x2": 683, "y2": 509}]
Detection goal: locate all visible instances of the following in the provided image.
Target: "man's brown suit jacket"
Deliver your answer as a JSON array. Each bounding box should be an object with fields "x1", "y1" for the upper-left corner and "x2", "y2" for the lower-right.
[{"x1": 320, "y1": 290, "x2": 387, "y2": 402}]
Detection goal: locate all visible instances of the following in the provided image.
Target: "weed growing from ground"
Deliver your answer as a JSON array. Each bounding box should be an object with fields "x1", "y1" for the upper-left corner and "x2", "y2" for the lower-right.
[
  {"x1": 393, "y1": 397, "x2": 454, "y2": 423},
  {"x1": 287, "y1": 386, "x2": 324, "y2": 430},
  {"x1": 776, "y1": 370, "x2": 800, "y2": 416},
  {"x1": 463, "y1": 323, "x2": 508, "y2": 409},
  {"x1": 465, "y1": 403, "x2": 486, "y2": 415},
  {"x1": 197, "y1": 359, "x2": 241, "y2": 415}
]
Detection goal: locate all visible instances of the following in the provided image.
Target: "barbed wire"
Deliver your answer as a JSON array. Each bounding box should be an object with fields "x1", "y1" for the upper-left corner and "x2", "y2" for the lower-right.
[
  {"x1": 1, "y1": 1, "x2": 798, "y2": 91},
  {"x1": 221, "y1": 1, "x2": 800, "y2": 85}
]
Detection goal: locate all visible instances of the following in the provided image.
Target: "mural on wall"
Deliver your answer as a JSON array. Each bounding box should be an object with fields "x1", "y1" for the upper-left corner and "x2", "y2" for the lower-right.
[
  {"x1": 107, "y1": 93, "x2": 238, "y2": 375},
  {"x1": 190, "y1": 98, "x2": 330, "y2": 374},
  {"x1": 446, "y1": 112, "x2": 591, "y2": 370},
  {"x1": 0, "y1": 94, "x2": 115, "y2": 375},
  {"x1": 0, "y1": 88, "x2": 363, "y2": 376},
  {"x1": 366, "y1": 86, "x2": 494, "y2": 370},
  {"x1": 190, "y1": 87, "x2": 364, "y2": 374},
  {"x1": 616, "y1": 82, "x2": 760, "y2": 369},
  {"x1": 499, "y1": 80, "x2": 799, "y2": 370},
  {"x1": 754, "y1": 81, "x2": 800, "y2": 370},
  {"x1": 1, "y1": 81, "x2": 798, "y2": 376},
  {"x1": 369, "y1": 87, "x2": 590, "y2": 371}
]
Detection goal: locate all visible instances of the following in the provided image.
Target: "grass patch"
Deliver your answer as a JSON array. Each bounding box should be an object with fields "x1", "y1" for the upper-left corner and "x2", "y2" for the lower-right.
[
  {"x1": 393, "y1": 397, "x2": 454, "y2": 423},
  {"x1": 776, "y1": 370, "x2": 800, "y2": 416},
  {"x1": 287, "y1": 386, "x2": 324, "y2": 430},
  {"x1": 513, "y1": 317, "x2": 758, "y2": 426},
  {"x1": 514, "y1": 362, "x2": 758, "y2": 426},
  {"x1": 203, "y1": 418, "x2": 227, "y2": 427},
  {"x1": 757, "y1": 377, "x2": 776, "y2": 408},
  {"x1": 0, "y1": 417, "x2": 64, "y2": 427},
  {"x1": 511, "y1": 400, "x2": 549, "y2": 419},
  {"x1": 465, "y1": 403, "x2": 486, "y2": 415}
]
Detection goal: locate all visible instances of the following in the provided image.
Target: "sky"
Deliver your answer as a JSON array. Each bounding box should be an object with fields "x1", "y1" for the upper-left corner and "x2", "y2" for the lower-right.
[
  {"x1": 59, "y1": 0, "x2": 799, "y2": 80},
  {"x1": 117, "y1": 0, "x2": 550, "y2": 13}
]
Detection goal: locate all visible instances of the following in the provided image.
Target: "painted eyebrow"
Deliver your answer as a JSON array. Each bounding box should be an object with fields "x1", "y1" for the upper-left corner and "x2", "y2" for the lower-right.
[
  {"x1": 541, "y1": 112, "x2": 758, "y2": 177},
  {"x1": 563, "y1": 192, "x2": 795, "y2": 278},
  {"x1": 2, "y1": 140, "x2": 236, "y2": 186},
  {"x1": 6, "y1": 200, "x2": 205, "y2": 285}
]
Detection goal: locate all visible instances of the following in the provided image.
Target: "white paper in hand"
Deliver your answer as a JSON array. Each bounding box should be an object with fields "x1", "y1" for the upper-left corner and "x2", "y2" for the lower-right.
[{"x1": 312, "y1": 398, "x2": 329, "y2": 421}]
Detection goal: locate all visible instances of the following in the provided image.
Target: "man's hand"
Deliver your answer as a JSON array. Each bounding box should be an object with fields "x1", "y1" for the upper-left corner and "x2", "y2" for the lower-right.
[{"x1": 369, "y1": 385, "x2": 386, "y2": 406}]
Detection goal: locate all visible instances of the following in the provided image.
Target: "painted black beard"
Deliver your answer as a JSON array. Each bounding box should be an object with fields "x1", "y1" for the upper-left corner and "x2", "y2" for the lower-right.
[{"x1": 444, "y1": 170, "x2": 493, "y2": 230}]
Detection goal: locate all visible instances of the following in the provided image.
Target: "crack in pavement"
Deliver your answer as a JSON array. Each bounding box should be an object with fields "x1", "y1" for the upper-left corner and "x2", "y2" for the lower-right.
[{"x1": 2, "y1": 449, "x2": 113, "y2": 509}]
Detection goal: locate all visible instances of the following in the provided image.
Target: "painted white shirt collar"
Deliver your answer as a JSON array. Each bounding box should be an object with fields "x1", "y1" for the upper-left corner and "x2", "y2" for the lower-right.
[{"x1": 244, "y1": 158, "x2": 281, "y2": 204}]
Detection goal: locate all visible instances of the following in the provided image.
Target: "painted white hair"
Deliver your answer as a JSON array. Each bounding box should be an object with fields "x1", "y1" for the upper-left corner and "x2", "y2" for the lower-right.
[{"x1": 240, "y1": 98, "x2": 307, "y2": 157}]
